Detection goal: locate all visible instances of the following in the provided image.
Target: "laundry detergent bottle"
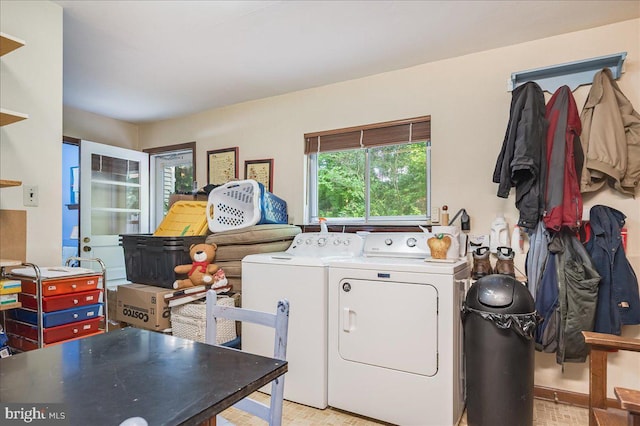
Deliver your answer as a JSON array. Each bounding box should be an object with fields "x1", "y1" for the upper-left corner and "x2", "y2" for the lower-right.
[{"x1": 489, "y1": 214, "x2": 508, "y2": 253}]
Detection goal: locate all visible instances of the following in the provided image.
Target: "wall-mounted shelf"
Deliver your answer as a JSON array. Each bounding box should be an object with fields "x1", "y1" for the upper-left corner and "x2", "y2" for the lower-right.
[
  {"x1": 0, "y1": 108, "x2": 29, "y2": 127},
  {"x1": 509, "y1": 52, "x2": 627, "y2": 93},
  {"x1": 0, "y1": 32, "x2": 25, "y2": 56},
  {"x1": 0, "y1": 180, "x2": 22, "y2": 188},
  {"x1": 1, "y1": 33, "x2": 29, "y2": 128}
]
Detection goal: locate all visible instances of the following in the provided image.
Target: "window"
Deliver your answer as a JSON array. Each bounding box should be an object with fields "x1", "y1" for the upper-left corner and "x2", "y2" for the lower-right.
[
  {"x1": 144, "y1": 142, "x2": 195, "y2": 230},
  {"x1": 305, "y1": 116, "x2": 431, "y2": 224}
]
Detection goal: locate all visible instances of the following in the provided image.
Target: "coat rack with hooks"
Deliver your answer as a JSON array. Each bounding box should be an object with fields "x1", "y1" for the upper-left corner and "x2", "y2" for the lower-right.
[{"x1": 508, "y1": 52, "x2": 627, "y2": 93}]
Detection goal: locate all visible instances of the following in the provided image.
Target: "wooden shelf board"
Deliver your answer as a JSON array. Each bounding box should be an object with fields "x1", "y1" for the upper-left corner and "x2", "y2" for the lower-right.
[
  {"x1": 0, "y1": 32, "x2": 25, "y2": 56},
  {"x1": 0, "y1": 301, "x2": 22, "y2": 311},
  {"x1": 0, "y1": 180, "x2": 22, "y2": 188},
  {"x1": 0, "y1": 108, "x2": 29, "y2": 126}
]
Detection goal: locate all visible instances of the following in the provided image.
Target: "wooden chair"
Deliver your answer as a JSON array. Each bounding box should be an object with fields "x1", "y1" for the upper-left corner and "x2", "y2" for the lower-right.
[
  {"x1": 205, "y1": 290, "x2": 290, "y2": 426},
  {"x1": 583, "y1": 331, "x2": 640, "y2": 426}
]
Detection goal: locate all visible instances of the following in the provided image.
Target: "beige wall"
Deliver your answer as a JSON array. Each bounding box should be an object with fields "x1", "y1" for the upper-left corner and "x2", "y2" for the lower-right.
[
  {"x1": 1, "y1": 0, "x2": 63, "y2": 266},
  {"x1": 63, "y1": 105, "x2": 139, "y2": 149},
  {"x1": 138, "y1": 19, "x2": 640, "y2": 397},
  {"x1": 138, "y1": 21, "x2": 639, "y2": 250}
]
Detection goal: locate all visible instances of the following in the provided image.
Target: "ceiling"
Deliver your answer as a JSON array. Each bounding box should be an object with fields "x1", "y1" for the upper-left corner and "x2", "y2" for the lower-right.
[{"x1": 54, "y1": 0, "x2": 640, "y2": 124}]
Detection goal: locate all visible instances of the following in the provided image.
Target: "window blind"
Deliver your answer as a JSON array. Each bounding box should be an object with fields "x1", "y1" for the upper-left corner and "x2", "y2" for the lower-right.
[{"x1": 304, "y1": 116, "x2": 430, "y2": 154}]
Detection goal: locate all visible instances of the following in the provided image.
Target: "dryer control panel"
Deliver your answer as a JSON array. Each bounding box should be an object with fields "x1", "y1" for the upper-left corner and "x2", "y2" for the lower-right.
[
  {"x1": 363, "y1": 232, "x2": 431, "y2": 258},
  {"x1": 286, "y1": 233, "x2": 364, "y2": 257}
]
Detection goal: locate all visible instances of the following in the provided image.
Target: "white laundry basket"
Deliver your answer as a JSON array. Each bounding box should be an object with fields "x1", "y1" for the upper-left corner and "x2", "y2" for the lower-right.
[
  {"x1": 206, "y1": 179, "x2": 288, "y2": 232},
  {"x1": 171, "y1": 296, "x2": 236, "y2": 344}
]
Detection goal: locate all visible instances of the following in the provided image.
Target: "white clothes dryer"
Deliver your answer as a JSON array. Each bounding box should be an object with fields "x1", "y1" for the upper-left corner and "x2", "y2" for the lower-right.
[
  {"x1": 241, "y1": 232, "x2": 364, "y2": 409},
  {"x1": 328, "y1": 232, "x2": 469, "y2": 426}
]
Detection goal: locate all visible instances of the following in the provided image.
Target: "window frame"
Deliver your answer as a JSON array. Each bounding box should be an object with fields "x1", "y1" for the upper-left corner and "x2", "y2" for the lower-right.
[
  {"x1": 305, "y1": 116, "x2": 432, "y2": 225},
  {"x1": 143, "y1": 142, "x2": 196, "y2": 230}
]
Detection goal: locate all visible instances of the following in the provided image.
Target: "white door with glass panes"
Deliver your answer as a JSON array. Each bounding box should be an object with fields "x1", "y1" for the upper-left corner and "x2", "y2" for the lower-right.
[{"x1": 80, "y1": 140, "x2": 149, "y2": 284}]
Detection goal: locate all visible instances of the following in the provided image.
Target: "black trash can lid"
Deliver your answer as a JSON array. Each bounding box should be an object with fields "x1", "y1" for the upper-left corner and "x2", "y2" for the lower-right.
[
  {"x1": 478, "y1": 277, "x2": 514, "y2": 307},
  {"x1": 468, "y1": 275, "x2": 534, "y2": 312}
]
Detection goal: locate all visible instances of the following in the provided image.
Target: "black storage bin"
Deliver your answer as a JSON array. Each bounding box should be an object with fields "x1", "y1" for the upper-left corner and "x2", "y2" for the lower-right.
[
  {"x1": 120, "y1": 234, "x2": 207, "y2": 288},
  {"x1": 462, "y1": 275, "x2": 537, "y2": 426}
]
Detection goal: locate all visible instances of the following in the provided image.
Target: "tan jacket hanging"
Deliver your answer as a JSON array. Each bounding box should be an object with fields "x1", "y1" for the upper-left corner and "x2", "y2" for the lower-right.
[{"x1": 580, "y1": 68, "x2": 640, "y2": 196}]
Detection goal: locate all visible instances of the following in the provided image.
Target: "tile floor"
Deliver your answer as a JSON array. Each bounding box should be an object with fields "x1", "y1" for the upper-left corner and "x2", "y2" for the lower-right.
[{"x1": 220, "y1": 392, "x2": 589, "y2": 425}]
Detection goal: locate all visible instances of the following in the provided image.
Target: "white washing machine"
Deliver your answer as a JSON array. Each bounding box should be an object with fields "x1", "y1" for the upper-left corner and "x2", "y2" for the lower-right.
[
  {"x1": 241, "y1": 232, "x2": 364, "y2": 409},
  {"x1": 328, "y1": 232, "x2": 469, "y2": 426}
]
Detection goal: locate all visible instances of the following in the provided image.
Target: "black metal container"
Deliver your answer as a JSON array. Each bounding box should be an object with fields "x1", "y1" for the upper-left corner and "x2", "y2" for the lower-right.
[{"x1": 463, "y1": 275, "x2": 537, "y2": 426}]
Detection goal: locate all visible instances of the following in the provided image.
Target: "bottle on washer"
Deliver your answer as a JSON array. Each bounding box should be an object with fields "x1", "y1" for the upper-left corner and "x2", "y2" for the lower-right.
[
  {"x1": 319, "y1": 217, "x2": 328, "y2": 234},
  {"x1": 440, "y1": 205, "x2": 449, "y2": 226}
]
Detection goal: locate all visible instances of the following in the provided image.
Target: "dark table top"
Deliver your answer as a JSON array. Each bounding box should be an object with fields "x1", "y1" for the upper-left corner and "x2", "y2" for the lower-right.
[{"x1": 0, "y1": 327, "x2": 287, "y2": 425}]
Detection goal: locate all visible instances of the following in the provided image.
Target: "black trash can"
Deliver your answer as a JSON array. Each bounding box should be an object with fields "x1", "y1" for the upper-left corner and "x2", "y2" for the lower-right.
[{"x1": 462, "y1": 275, "x2": 537, "y2": 426}]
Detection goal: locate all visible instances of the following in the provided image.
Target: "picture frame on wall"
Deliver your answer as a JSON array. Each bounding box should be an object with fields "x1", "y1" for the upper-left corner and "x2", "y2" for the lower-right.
[
  {"x1": 207, "y1": 147, "x2": 238, "y2": 185},
  {"x1": 245, "y1": 158, "x2": 273, "y2": 192}
]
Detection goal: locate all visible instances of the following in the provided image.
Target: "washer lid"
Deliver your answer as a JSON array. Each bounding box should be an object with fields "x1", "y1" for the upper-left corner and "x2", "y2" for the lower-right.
[{"x1": 242, "y1": 253, "x2": 329, "y2": 267}]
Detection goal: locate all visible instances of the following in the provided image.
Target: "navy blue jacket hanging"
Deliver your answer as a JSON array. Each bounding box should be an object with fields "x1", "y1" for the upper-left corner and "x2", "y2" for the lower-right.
[{"x1": 585, "y1": 205, "x2": 640, "y2": 335}]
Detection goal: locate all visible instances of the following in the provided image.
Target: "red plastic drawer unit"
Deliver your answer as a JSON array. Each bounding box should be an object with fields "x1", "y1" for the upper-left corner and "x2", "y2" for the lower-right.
[
  {"x1": 21, "y1": 274, "x2": 102, "y2": 297},
  {"x1": 7, "y1": 335, "x2": 38, "y2": 352},
  {"x1": 5, "y1": 318, "x2": 102, "y2": 344},
  {"x1": 19, "y1": 289, "x2": 102, "y2": 312}
]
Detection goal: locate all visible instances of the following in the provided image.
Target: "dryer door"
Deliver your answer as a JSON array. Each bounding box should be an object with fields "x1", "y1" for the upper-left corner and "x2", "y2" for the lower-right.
[{"x1": 337, "y1": 278, "x2": 438, "y2": 376}]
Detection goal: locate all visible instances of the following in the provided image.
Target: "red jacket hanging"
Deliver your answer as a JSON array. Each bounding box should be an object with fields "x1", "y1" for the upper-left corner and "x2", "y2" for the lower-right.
[{"x1": 543, "y1": 86, "x2": 584, "y2": 232}]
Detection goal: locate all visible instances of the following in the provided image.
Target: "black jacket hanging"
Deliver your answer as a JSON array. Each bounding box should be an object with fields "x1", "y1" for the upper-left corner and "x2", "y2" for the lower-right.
[{"x1": 493, "y1": 82, "x2": 548, "y2": 230}]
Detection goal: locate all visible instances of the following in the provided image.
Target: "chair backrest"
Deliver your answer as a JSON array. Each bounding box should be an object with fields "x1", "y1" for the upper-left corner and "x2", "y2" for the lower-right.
[
  {"x1": 205, "y1": 290, "x2": 290, "y2": 426},
  {"x1": 582, "y1": 331, "x2": 640, "y2": 426}
]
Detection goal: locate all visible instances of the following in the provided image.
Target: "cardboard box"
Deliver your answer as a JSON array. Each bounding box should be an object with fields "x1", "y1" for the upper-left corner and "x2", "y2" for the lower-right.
[
  {"x1": 0, "y1": 279, "x2": 21, "y2": 295},
  {"x1": 116, "y1": 284, "x2": 174, "y2": 331},
  {"x1": 0, "y1": 293, "x2": 19, "y2": 305}
]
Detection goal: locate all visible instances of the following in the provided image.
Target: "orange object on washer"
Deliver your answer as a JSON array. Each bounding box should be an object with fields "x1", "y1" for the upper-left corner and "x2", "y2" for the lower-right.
[{"x1": 20, "y1": 275, "x2": 101, "y2": 297}]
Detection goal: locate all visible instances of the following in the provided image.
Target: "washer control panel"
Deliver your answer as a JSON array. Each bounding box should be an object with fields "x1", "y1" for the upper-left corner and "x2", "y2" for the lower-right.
[
  {"x1": 364, "y1": 232, "x2": 431, "y2": 258},
  {"x1": 286, "y1": 232, "x2": 364, "y2": 257}
]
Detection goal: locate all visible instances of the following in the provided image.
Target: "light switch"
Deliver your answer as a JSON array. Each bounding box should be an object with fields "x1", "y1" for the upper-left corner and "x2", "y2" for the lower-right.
[{"x1": 23, "y1": 185, "x2": 38, "y2": 207}]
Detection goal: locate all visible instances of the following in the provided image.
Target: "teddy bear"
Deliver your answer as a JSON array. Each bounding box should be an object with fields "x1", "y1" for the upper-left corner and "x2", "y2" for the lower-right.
[{"x1": 173, "y1": 243, "x2": 229, "y2": 290}]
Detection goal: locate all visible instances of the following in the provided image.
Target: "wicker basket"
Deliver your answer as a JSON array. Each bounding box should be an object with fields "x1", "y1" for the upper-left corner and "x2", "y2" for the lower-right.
[{"x1": 171, "y1": 296, "x2": 236, "y2": 344}]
